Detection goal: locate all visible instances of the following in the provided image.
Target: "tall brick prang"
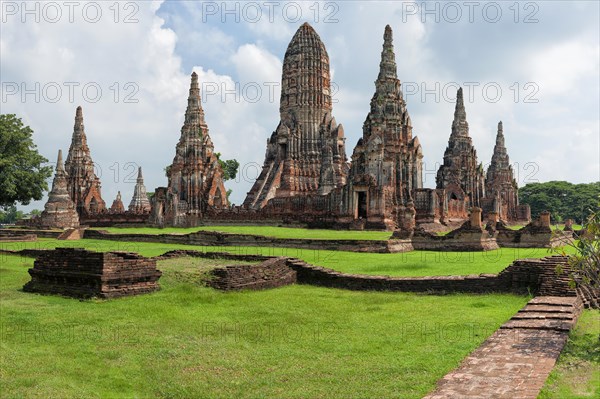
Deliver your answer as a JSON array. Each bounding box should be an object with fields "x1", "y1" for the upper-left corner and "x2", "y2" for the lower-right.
[
  {"x1": 243, "y1": 22, "x2": 348, "y2": 209},
  {"x1": 64, "y1": 106, "x2": 106, "y2": 216}
]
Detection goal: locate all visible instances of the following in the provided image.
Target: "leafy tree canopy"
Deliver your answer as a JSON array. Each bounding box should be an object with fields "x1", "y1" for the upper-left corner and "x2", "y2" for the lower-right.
[
  {"x1": 0, "y1": 205, "x2": 24, "y2": 224},
  {"x1": 214, "y1": 152, "x2": 239, "y2": 182},
  {"x1": 520, "y1": 181, "x2": 600, "y2": 223},
  {"x1": 0, "y1": 114, "x2": 52, "y2": 209}
]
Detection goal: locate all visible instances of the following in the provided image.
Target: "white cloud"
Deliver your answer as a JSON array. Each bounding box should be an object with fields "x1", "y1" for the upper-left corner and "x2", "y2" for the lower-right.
[{"x1": 528, "y1": 38, "x2": 600, "y2": 96}]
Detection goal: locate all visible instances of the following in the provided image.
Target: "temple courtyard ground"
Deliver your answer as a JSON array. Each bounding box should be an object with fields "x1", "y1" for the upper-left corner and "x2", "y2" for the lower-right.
[
  {"x1": 0, "y1": 226, "x2": 597, "y2": 398},
  {"x1": 0, "y1": 237, "x2": 576, "y2": 277}
]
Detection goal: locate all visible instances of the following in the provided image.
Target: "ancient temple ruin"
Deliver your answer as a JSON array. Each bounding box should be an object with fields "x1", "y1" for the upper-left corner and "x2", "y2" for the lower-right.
[
  {"x1": 64, "y1": 106, "x2": 106, "y2": 216},
  {"x1": 481, "y1": 122, "x2": 530, "y2": 222},
  {"x1": 243, "y1": 22, "x2": 348, "y2": 209},
  {"x1": 33, "y1": 23, "x2": 533, "y2": 232},
  {"x1": 436, "y1": 88, "x2": 486, "y2": 219},
  {"x1": 128, "y1": 167, "x2": 151, "y2": 213},
  {"x1": 39, "y1": 150, "x2": 80, "y2": 229},
  {"x1": 150, "y1": 72, "x2": 229, "y2": 227},
  {"x1": 339, "y1": 25, "x2": 423, "y2": 230},
  {"x1": 110, "y1": 191, "x2": 125, "y2": 213}
]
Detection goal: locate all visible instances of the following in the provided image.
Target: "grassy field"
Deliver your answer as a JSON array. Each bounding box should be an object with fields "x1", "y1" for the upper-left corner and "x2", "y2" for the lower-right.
[
  {"x1": 0, "y1": 254, "x2": 529, "y2": 398},
  {"x1": 92, "y1": 225, "x2": 393, "y2": 241},
  {"x1": 0, "y1": 238, "x2": 568, "y2": 277},
  {"x1": 538, "y1": 309, "x2": 600, "y2": 398}
]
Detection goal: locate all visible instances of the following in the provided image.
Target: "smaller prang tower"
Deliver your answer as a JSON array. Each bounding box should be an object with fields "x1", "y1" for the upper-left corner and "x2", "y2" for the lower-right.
[
  {"x1": 436, "y1": 88, "x2": 485, "y2": 217},
  {"x1": 151, "y1": 72, "x2": 229, "y2": 227},
  {"x1": 128, "y1": 167, "x2": 151, "y2": 213},
  {"x1": 39, "y1": 150, "x2": 80, "y2": 229},
  {"x1": 482, "y1": 121, "x2": 529, "y2": 222}
]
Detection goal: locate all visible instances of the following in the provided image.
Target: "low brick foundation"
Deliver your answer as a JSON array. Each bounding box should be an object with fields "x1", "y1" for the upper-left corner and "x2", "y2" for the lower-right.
[
  {"x1": 23, "y1": 248, "x2": 162, "y2": 299},
  {"x1": 0, "y1": 234, "x2": 37, "y2": 242},
  {"x1": 0, "y1": 229, "x2": 61, "y2": 239},
  {"x1": 10, "y1": 247, "x2": 588, "y2": 302},
  {"x1": 287, "y1": 255, "x2": 577, "y2": 296},
  {"x1": 83, "y1": 229, "x2": 410, "y2": 253},
  {"x1": 207, "y1": 257, "x2": 297, "y2": 291}
]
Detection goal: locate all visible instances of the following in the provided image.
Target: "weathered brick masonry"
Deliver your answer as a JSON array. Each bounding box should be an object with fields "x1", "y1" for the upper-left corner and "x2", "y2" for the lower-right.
[
  {"x1": 208, "y1": 258, "x2": 297, "y2": 291},
  {"x1": 83, "y1": 229, "x2": 412, "y2": 253},
  {"x1": 23, "y1": 248, "x2": 162, "y2": 299}
]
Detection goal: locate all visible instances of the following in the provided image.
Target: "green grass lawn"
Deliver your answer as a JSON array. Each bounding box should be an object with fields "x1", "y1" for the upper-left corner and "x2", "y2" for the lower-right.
[
  {"x1": 1, "y1": 238, "x2": 570, "y2": 277},
  {"x1": 538, "y1": 309, "x2": 600, "y2": 399},
  {"x1": 0, "y1": 254, "x2": 529, "y2": 398},
  {"x1": 92, "y1": 225, "x2": 392, "y2": 241}
]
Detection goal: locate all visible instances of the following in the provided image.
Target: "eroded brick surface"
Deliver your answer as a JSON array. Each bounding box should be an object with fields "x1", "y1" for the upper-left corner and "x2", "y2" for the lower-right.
[
  {"x1": 423, "y1": 296, "x2": 582, "y2": 399},
  {"x1": 23, "y1": 248, "x2": 161, "y2": 299},
  {"x1": 39, "y1": 150, "x2": 80, "y2": 229}
]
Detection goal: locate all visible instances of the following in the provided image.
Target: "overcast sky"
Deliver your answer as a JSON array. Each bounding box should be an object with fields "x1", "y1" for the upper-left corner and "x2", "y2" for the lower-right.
[{"x1": 1, "y1": 0, "x2": 599, "y2": 210}]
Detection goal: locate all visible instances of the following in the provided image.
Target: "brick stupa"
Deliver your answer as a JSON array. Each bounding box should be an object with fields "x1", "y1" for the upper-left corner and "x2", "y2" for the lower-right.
[
  {"x1": 128, "y1": 167, "x2": 151, "y2": 213},
  {"x1": 110, "y1": 191, "x2": 125, "y2": 213},
  {"x1": 39, "y1": 150, "x2": 80, "y2": 229}
]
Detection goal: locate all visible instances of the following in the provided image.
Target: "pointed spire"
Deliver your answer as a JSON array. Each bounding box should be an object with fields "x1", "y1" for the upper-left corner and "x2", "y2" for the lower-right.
[
  {"x1": 378, "y1": 24, "x2": 398, "y2": 81},
  {"x1": 56, "y1": 149, "x2": 65, "y2": 174},
  {"x1": 137, "y1": 166, "x2": 143, "y2": 182},
  {"x1": 117, "y1": 191, "x2": 122, "y2": 201},
  {"x1": 496, "y1": 121, "x2": 505, "y2": 145},
  {"x1": 73, "y1": 105, "x2": 85, "y2": 138},
  {"x1": 451, "y1": 87, "x2": 469, "y2": 136},
  {"x1": 183, "y1": 72, "x2": 206, "y2": 133}
]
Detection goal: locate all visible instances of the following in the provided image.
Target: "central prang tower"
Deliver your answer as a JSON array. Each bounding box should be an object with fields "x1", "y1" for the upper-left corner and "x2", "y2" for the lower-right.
[{"x1": 243, "y1": 22, "x2": 348, "y2": 209}]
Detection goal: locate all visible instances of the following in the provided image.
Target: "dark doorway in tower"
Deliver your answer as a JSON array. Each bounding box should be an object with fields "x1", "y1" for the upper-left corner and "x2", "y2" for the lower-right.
[
  {"x1": 357, "y1": 191, "x2": 368, "y2": 219},
  {"x1": 89, "y1": 198, "x2": 98, "y2": 214},
  {"x1": 279, "y1": 143, "x2": 287, "y2": 159}
]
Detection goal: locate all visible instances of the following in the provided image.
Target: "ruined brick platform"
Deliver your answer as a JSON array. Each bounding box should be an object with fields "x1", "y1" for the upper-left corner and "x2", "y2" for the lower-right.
[
  {"x1": 208, "y1": 257, "x2": 297, "y2": 291},
  {"x1": 23, "y1": 248, "x2": 161, "y2": 299},
  {"x1": 423, "y1": 296, "x2": 583, "y2": 399}
]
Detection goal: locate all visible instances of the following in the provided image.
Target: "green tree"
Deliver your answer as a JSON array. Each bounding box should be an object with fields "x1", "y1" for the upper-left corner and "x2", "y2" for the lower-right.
[
  {"x1": 556, "y1": 199, "x2": 600, "y2": 308},
  {"x1": 520, "y1": 181, "x2": 600, "y2": 223},
  {"x1": 214, "y1": 153, "x2": 239, "y2": 181},
  {"x1": 0, "y1": 205, "x2": 24, "y2": 224},
  {"x1": 0, "y1": 114, "x2": 53, "y2": 209}
]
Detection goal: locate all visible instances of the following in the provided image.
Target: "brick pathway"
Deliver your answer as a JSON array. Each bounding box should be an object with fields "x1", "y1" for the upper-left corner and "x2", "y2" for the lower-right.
[{"x1": 423, "y1": 296, "x2": 583, "y2": 399}]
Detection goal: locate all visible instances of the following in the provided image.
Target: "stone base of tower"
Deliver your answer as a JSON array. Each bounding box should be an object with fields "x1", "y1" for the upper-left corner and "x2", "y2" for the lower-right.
[{"x1": 38, "y1": 208, "x2": 80, "y2": 230}]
